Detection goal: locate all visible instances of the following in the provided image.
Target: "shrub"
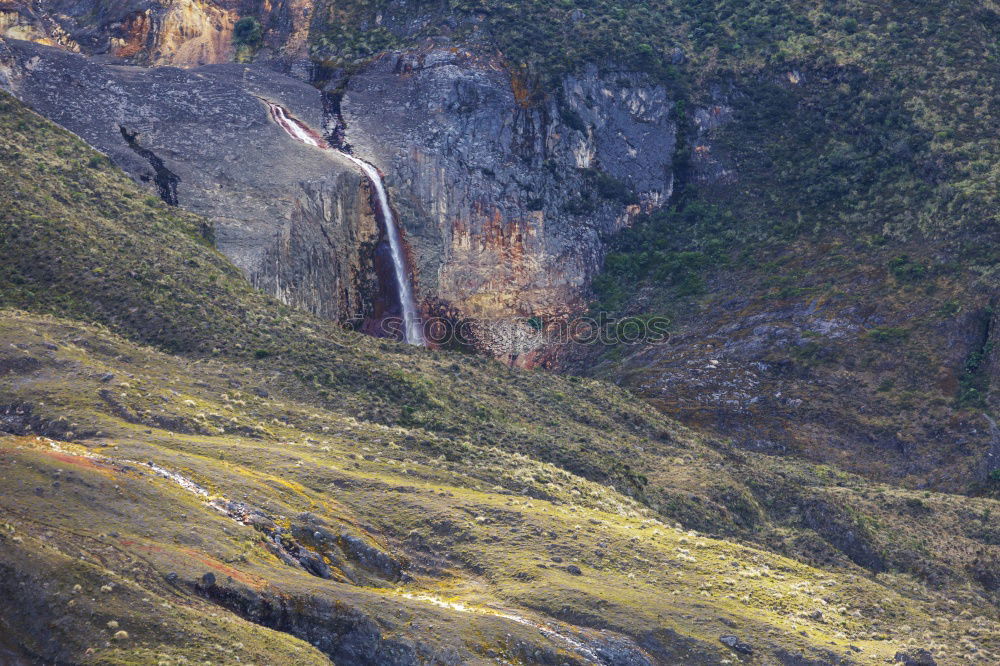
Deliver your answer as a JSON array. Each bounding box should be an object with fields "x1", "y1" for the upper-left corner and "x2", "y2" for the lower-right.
[
  {"x1": 888, "y1": 255, "x2": 927, "y2": 282},
  {"x1": 867, "y1": 327, "x2": 909, "y2": 343},
  {"x1": 559, "y1": 107, "x2": 587, "y2": 133},
  {"x1": 233, "y1": 17, "x2": 263, "y2": 48},
  {"x1": 564, "y1": 195, "x2": 596, "y2": 216},
  {"x1": 593, "y1": 171, "x2": 638, "y2": 205}
]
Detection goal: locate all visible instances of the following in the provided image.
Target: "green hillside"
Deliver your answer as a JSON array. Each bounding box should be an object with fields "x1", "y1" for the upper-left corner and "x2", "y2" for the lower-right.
[{"x1": 2, "y1": 88, "x2": 1000, "y2": 664}]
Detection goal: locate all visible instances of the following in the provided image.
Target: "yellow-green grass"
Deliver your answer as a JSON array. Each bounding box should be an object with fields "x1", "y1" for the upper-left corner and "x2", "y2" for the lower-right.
[{"x1": 3, "y1": 310, "x2": 999, "y2": 664}]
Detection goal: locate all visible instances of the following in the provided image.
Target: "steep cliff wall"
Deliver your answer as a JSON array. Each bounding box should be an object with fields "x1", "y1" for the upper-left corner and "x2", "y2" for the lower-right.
[
  {"x1": 1, "y1": 38, "x2": 380, "y2": 323},
  {"x1": 339, "y1": 43, "x2": 677, "y2": 357},
  {"x1": 1, "y1": 31, "x2": 682, "y2": 356}
]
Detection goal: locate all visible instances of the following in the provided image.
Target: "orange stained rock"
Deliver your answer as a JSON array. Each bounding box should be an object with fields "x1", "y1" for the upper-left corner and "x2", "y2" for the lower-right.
[{"x1": 113, "y1": 11, "x2": 151, "y2": 59}]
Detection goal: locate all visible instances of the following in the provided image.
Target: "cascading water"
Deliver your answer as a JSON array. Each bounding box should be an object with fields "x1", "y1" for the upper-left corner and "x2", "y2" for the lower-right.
[
  {"x1": 339, "y1": 154, "x2": 424, "y2": 346},
  {"x1": 267, "y1": 102, "x2": 323, "y2": 148},
  {"x1": 265, "y1": 101, "x2": 425, "y2": 346}
]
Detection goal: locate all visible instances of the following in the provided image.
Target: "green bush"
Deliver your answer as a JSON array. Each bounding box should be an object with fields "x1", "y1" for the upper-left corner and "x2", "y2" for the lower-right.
[
  {"x1": 233, "y1": 17, "x2": 263, "y2": 48},
  {"x1": 590, "y1": 203, "x2": 731, "y2": 313},
  {"x1": 560, "y1": 107, "x2": 587, "y2": 132},
  {"x1": 888, "y1": 255, "x2": 927, "y2": 282},
  {"x1": 564, "y1": 195, "x2": 596, "y2": 216},
  {"x1": 867, "y1": 327, "x2": 909, "y2": 343},
  {"x1": 957, "y1": 310, "x2": 994, "y2": 408},
  {"x1": 593, "y1": 171, "x2": 638, "y2": 205}
]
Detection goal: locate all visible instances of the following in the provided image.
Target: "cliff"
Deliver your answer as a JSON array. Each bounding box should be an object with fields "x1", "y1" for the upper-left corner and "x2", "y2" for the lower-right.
[
  {"x1": 1, "y1": 32, "x2": 682, "y2": 359},
  {"x1": 340, "y1": 44, "x2": 676, "y2": 357},
  {"x1": 1, "y1": 38, "x2": 382, "y2": 325},
  {"x1": 0, "y1": 0, "x2": 315, "y2": 66}
]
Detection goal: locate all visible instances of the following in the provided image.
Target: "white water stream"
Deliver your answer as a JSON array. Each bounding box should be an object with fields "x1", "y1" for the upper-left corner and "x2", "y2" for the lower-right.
[{"x1": 265, "y1": 101, "x2": 425, "y2": 345}]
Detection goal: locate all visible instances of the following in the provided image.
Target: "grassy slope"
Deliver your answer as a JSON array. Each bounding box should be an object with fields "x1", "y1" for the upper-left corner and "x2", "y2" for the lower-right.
[
  {"x1": 586, "y1": 222, "x2": 998, "y2": 491},
  {"x1": 6, "y1": 313, "x2": 992, "y2": 665},
  {"x1": 1, "y1": 91, "x2": 1000, "y2": 663}
]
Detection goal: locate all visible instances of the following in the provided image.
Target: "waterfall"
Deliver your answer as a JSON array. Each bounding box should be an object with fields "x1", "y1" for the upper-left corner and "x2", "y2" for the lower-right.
[
  {"x1": 267, "y1": 102, "x2": 322, "y2": 148},
  {"x1": 265, "y1": 101, "x2": 425, "y2": 346},
  {"x1": 339, "y1": 154, "x2": 425, "y2": 346}
]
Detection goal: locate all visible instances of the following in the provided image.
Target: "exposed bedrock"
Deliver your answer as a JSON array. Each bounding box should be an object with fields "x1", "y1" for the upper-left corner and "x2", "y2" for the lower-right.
[
  {"x1": 340, "y1": 44, "x2": 678, "y2": 360},
  {"x1": 0, "y1": 0, "x2": 314, "y2": 67},
  {"x1": 1, "y1": 36, "x2": 684, "y2": 359},
  {"x1": 0, "y1": 38, "x2": 381, "y2": 323}
]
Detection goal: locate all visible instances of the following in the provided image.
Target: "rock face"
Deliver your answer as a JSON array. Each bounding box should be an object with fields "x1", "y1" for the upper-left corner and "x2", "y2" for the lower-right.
[
  {"x1": 2, "y1": 33, "x2": 681, "y2": 358},
  {"x1": 340, "y1": 44, "x2": 677, "y2": 359},
  {"x1": 1, "y1": 38, "x2": 381, "y2": 324},
  {"x1": 0, "y1": 0, "x2": 314, "y2": 67}
]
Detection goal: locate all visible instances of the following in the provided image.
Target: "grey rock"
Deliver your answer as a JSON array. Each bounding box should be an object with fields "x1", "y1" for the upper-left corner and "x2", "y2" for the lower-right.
[
  {"x1": 719, "y1": 635, "x2": 753, "y2": 654},
  {"x1": 339, "y1": 532, "x2": 403, "y2": 581},
  {"x1": 298, "y1": 552, "x2": 332, "y2": 579},
  {"x1": 1, "y1": 38, "x2": 380, "y2": 325},
  {"x1": 198, "y1": 580, "x2": 420, "y2": 665},
  {"x1": 341, "y1": 45, "x2": 676, "y2": 353},
  {"x1": 3, "y1": 36, "x2": 685, "y2": 358},
  {"x1": 894, "y1": 649, "x2": 937, "y2": 666}
]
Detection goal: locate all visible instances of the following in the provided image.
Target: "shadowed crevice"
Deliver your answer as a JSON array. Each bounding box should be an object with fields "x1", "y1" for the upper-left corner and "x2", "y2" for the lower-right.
[{"x1": 119, "y1": 125, "x2": 180, "y2": 206}]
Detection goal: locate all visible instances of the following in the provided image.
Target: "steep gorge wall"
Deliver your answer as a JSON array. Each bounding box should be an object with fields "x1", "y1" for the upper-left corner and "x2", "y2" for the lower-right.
[
  {"x1": 2, "y1": 24, "x2": 684, "y2": 358},
  {"x1": 0, "y1": 0, "x2": 688, "y2": 359}
]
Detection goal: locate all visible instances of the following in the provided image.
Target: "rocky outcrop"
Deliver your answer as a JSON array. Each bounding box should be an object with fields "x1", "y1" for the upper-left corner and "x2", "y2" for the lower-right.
[
  {"x1": 1, "y1": 38, "x2": 380, "y2": 324},
  {"x1": 197, "y1": 580, "x2": 421, "y2": 665},
  {"x1": 0, "y1": 0, "x2": 315, "y2": 67},
  {"x1": 340, "y1": 43, "x2": 677, "y2": 359},
  {"x1": 0, "y1": 0, "x2": 79, "y2": 53}
]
